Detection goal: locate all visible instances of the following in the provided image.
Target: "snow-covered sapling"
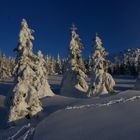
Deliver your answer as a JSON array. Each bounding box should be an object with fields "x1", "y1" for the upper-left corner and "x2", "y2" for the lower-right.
[{"x1": 34, "y1": 50, "x2": 54, "y2": 98}]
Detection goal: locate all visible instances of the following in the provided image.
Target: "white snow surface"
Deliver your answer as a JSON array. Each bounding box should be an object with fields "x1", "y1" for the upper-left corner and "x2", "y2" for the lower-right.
[
  {"x1": 34, "y1": 90, "x2": 140, "y2": 140},
  {"x1": 0, "y1": 75, "x2": 140, "y2": 140}
]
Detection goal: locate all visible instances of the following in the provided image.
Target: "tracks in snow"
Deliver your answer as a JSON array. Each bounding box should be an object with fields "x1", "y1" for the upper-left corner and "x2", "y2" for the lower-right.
[
  {"x1": 0, "y1": 123, "x2": 35, "y2": 140},
  {"x1": 65, "y1": 95, "x2": 140, "y2": 110}
]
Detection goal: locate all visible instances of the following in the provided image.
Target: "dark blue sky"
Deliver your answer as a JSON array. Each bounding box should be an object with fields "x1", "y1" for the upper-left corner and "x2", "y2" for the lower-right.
[{"x1": 0, "y1": 0, "x2": 140, "y2": 58}]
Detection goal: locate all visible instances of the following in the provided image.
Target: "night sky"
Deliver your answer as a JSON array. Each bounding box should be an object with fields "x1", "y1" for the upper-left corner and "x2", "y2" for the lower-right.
[{"x1": 0, "y1": 0, "x2": 140, "y2": 58}]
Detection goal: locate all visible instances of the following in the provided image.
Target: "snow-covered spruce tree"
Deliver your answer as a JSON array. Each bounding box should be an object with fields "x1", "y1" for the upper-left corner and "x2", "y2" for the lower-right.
[
  {"x1": 60, "y1": 24, "x2": 88, "y2": 97},
  {"x1": 34, "y1": 50, "x2": 54, "y2": 98},
  {"x1": 8, "y1": 19, "x2": 42, "y2": 122},
  {"x1": 88, "y1": 33, "x2": 115, "y2": 97}
]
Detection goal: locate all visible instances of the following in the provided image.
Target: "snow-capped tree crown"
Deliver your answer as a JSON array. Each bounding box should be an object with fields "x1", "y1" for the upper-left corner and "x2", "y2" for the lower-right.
[
  {"x1": 68, "y1": 24, "x2": 85, "y2": 71},
  {"x1": 92, "y1": 33, "x2": 107, "y2": 60},
  {"x1": 91, "y1": 34, "x2": 106, "y2": 72},
  {"x1": 13, "y1": 19, "x2": 36, "y2": 80},
  {"x1": 14, "y1": 19, "x2": 34, "y2": 58},
  {"x1": 70, "y1": 24, "x2": 83, "y2": 52}
]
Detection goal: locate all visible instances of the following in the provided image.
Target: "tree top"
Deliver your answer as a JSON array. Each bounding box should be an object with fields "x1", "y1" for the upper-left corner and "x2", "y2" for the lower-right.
[{"x1": 71, "y1": 24, "x2": 77, "y2": 32}]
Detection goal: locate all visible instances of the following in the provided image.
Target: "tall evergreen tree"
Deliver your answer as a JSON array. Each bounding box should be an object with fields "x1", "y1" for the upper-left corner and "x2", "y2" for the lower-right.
[
  {"x1": 88, "y1": 33, "x2": 115, "y2": 96},
  {"x1": 60, "y1": 24, "x2": 88, "y2": 97},
  {"x1": 8, "y1": 19, "x2": 42, "y2": 122}
]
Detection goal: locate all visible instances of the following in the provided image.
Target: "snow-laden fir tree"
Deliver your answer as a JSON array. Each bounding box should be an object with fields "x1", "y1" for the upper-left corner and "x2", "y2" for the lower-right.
[
  {"x1": 60, "y1": 24, "x2": 88, "y2": 97},
  {"x1": 88, "y1": 33, "x2": 115, "y2": 97},
  {"x1": 8, "y1": 19, "x2": 42, "y2": 122},
  {"x1": 34, "y1": 50, "x2": 54, "y2": 98},
  {"x1": 55, "y1": 53, "x2": 62, "y2": 74}
]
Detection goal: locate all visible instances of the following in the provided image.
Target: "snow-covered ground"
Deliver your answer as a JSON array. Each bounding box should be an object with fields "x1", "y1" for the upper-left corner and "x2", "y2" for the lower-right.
[{"x1": 0, "y1": 75, "x2": 139, "y2": 140}]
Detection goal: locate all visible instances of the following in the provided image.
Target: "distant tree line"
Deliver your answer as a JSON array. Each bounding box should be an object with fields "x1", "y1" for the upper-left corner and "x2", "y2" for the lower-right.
[{"x1": 1, "y1": 48, "x2": 140, "y2": 81}]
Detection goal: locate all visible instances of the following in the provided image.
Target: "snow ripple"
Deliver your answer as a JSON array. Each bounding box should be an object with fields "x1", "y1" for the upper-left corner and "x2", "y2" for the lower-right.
[{"x1": 65, "y1": 96, "x2": 140, "y2": 110}]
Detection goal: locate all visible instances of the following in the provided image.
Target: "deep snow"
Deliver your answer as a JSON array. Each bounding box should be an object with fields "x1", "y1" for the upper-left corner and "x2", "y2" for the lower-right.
[
  {"x1": 34, "y1": 90, "x2": 140, "y2": 140},
  {"x1": 0, "y1": 75, "x2": 139, "y2": 140}
]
